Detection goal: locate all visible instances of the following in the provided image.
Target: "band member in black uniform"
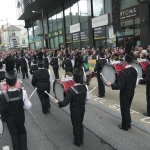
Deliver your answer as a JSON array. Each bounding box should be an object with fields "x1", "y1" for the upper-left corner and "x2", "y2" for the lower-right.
[
  {"x1": 106, "y1": 53, "x2": 137, "y2": 131},
  {"x1": 18, "y1": 50, "x2": 29, "y2": 79},
  {"x1": 43, "y1": 50, "x2": 49, "y2": 69},
  {"x1": 54, "y1": 55, "x2": 90, "y2": 147},
  {"x1": 0, "y1": 60, "x2": 5, "y2": 81},
  {"x1": 94, "y1": 52, "x2": 107, "y2": 98},
  {"x1": 29, "y1": 60, "x2": 38, "y2": 75},
  {"x1": 0, "y1": 56, "x2": 32, "y2": 150},
  {"x1": 50, "y1": 50, "x2": 59, "y2": 79},
  {"x1": 92, "y1": 49, "x2": 98, "y2": 60},
  {"x1": 31, "y1": 51, "x2": 52, "y2": 114},
  {"x1": 62, "y1": 53, "x2": 73, "y2": 76},
  {"x1": 140, "y1": 64, "x2": 150, "y2": 117}
]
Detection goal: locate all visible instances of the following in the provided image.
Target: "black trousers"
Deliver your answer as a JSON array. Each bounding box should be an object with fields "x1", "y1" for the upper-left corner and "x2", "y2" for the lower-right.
[
  {"x1": 53, "y1": 68, "x2": 59, "y2": 79},
  {"x1": 146, "y1": 82, "x2": 150, "y2": 114},
  {"x1": 97, "y1": 76, "x2": 105, "y2": 97},
  {"x1": 120, "y1": 90, "x2": 134, "y2": 129},
  {"x1": 71, "y1": 106, "x2": 85, "y2": 145},
  {"x1": 37, "y1": 89, "x2": 51, "y2": 113},
  {"x1": 22, "y1": 71, "x2": 29, "y2": 79},
  {"x1": 7, "y1": 113, "x2": 28, "y2": 150}
]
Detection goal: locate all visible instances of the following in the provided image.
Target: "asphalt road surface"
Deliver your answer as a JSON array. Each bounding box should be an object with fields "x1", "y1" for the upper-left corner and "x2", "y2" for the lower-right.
[{"x1": 0, "y1": 66, "x2": 150, "y2": 150}]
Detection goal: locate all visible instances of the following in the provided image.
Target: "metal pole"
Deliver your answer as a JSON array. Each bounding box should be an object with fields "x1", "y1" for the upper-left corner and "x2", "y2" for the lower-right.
[{"x1": 41, "y1": 9, "x2": 45, "y2": 48}]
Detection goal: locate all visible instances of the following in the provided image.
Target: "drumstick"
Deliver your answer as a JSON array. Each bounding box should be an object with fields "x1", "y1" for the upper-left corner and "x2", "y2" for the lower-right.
[
  {"x1": 44, "y1": 91, "x2": 55, "y2": 100},
  {"x1": 89, "y1": 87, "x2": 96, "y2": 93},
  {"x1": 29, "y1": 88, "x2": 37, "y2": 99},
  {"x1": 100, "y1": 73, "x2": 107, "y2": 82}
]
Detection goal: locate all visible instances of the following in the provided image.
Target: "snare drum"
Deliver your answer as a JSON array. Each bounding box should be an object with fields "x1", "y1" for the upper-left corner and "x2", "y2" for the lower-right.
[
  {"x1": 0, "y1": 117, "x2": 4, "y2": 139},
  {"x1": 131, "y1": 60, "x2": 150, "y2": 78},
  {"x1": 102, "y1": 62, "x2": 125, "y2": 84},
  {"x1": 0, "y1": 80, "x2": 23, "y2": 92},
  {"x1": 53, "y1": 79, "x2": 74, "y2": 101}
]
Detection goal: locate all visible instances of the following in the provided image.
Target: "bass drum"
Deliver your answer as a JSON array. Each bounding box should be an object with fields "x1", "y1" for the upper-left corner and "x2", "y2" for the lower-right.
[
  {"x1": 0, "y1": 117, "x2": 4, "y2": 139},
  {"x1": 101, "y1": 62, "x2": 125, "y2": 84},
  {"x1": 53, "y1": 79, "x2": 74, "y2": 101},
  {"x1": 131, "y1": 60, "x2": 150, "y2": 78}
]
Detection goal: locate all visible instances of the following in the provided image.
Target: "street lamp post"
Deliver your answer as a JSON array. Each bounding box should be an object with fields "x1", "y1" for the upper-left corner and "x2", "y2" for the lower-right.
[
  {"x1": 0, "y1": 18, "x2": 10, "y2": 49},
  {"x1": 32, "y1": 9, "x2": 45, "y2": 48}
]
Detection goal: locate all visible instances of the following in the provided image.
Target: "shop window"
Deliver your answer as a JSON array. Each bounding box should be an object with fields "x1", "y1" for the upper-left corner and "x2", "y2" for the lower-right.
[
  {"x1": 52, "y1": 14, "x2": 57, "y2": 31},
  {"x1": 59, "y1": 36, "x2": 63, "y2": 43},
  {"x1": 57, "y1": 11, "x2": 63, "y2": 30},
  {"x1": 33, "y1": 21, "x2": 40, "y2": 36},
  {"x1": 81, "y1": 22, "x2": 88, "y2": 30},
  {"x1": 78, "y1": 0, "x2": 88, "y2": 22},
  {"x1": 93, "y1": 0, "x2": 104, "y2": 17},
  {"x1": 81, "y1": 41, "x2": 89, "y2": 48},
  {"x1": 22, "y1": 38, "x2": 25, "y2": 44},
  {"x1": 48, "y1": 17, "x2": 53, "y2": 33},
  {"x1": 66, "y1": 27, "x2": 70, "y2": 34},
  {"x1": 54, "y1": 37, "x2": 59, "y2": 49},
  {"x1": 105, "y1": 0, "x2": 111, "y2": 14},
  {"x1": 70, "y1": 2, "x2": 79, "y2": 25},
  {"x1": 64, "y1": 1, "x2": 71, "y2": 27},
  {"x1": 50, "y1": 38, "x2": 54, "y2": 49}
]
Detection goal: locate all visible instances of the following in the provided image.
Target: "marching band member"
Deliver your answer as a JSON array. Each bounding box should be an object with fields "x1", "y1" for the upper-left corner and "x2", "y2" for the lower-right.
[
  {"x1": 31, "y1": 51, "x2": 52, "y2": 114},
  {"x1": 50, "y1": 50, "x2": 59, "y2": 79},
  {"x1": 29, "y1": 60, "x2": 38, "y2": 75},
  {"x1": 43, "y1": 50, "x2": 50, "y2": 69},
  {"x1": 54, "y1": 54, "x2": 90, "y2": 147},
  {"x1": 94, "y1": 51, "x2": 107, "y2": 98},
  {"x1": 0, "y1": 56, "x2": 32, "y2": 150},
  {"x1": 62, "y1": 51, "x2": 73, "y2": 77},
  {"x1": 106, "y1": 53, "x2": 138, "y2": 131},
  {"x1": 18, "y1": 50, "x2": 29, "y2": 79}
]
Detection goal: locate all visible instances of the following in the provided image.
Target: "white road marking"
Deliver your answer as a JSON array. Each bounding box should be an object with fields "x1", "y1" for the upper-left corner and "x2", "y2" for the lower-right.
[{"x1": 140, "y1": 117, "x2": 150, "y2": 123}]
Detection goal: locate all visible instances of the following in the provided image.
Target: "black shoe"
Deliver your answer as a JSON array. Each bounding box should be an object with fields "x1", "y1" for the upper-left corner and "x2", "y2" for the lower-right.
[
  {"x1": 43, "y1": 111, "x2": 47, "y2": 114},
  {"x1": 118, "y1": 125, "x2": 128, "y2": 131},
  {"x1": 97, "y1": 95, "x2": 104, "y2": 98},
  {"x1": 143, "y1": 113, "x2": 150, "y2": 117},
  {"x1": 128, "y1": 125, "x2": 131, "y2": 129},
  {"x1": 72, "y1": 141, "x2": 80, "y2": 147}
]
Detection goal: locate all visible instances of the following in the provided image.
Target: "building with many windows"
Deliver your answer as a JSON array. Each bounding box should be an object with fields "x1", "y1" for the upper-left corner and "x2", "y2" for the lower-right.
[{"x1": 16, "y1": 0, "x2": 150, "y2": 49}]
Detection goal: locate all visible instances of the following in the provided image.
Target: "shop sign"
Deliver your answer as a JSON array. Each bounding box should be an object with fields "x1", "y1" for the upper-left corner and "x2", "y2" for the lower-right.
[
  {"x1": 28, "y1": 38, "x2": 34, "y2": 43},
  {"x1": 92, "y1": 14, "x2": 109, "y2": 28},
  {"x1": 66, "y1": 34, "x2": 72, "y2": 43},
  {"x1": 94, "y1": 26, "x2": 106, "y2": 39},
  {"x1": 34, "y1": 36, "x2": 41, "y2": 42},
  {"x1": 49, "y1": 31, "x2": 59, "y2": 38},
  {"x1": 59, "y1": 30, "x2": 63, "y2": 35},
  {"x1": 120, "y1": 5, "x2": 139, "y2": 20},
  {"x1": 70, "y1": 23, "x2": 80, "y2": 34},
  {"x1": 80, "y1": 30, "x2": 89, "y2": 41},
  {"x1": 73, "y1": 32, "x2": 80, "y2": 42}
]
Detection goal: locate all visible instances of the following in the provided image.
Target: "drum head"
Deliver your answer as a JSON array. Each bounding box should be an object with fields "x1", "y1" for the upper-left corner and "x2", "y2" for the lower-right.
[
  {"x1": 131, "y1": 62, "x2": 142, "y2": 78},
  {"x1": 0, "y1": 118, "x2": 3, "y2": 139},
  {"x1": 53, "y1": 80, "x2": 64, "y2": 101},
  {"x1": 102, "y1": 64, "x2": 116, "y2": 83}
]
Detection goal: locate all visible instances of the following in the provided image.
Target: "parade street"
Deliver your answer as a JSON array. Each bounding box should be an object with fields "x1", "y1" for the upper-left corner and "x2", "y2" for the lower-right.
[{"x1": 0, "y1": 66, "x2": 150, "y2": 150}]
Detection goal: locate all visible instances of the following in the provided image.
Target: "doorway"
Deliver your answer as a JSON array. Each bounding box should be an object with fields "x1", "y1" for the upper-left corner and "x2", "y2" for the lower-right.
[{"x1": 117, "y1": 36, "x2": 135, "y2": 48}]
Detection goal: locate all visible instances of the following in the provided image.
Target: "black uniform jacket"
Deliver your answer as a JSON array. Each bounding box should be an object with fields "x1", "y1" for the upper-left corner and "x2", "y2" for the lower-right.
[
  {"x1": 111, "y1": 67, "x2": 137, "y2": 90},
  {"x1": 18, "y1": 57, "x2": 28, "y2": 72},
  {"x1": 29, "y1": 64, "x2": 38, "y2": 75},
  {"x1": 94, "y1": 58, "x2": 107, "y2": 74},
  {"x1": 58, "y1": 85, "x2": 87, "y2": 109},
  {"x1": 31, "y1": 69, "x2": 50, "y2": 92},
  {"x1": 62, "y1": 59, "x2": 73, "y2": 72},
  {"x1": 50, "y1": 57, "x2": 59, "y2": 69}
]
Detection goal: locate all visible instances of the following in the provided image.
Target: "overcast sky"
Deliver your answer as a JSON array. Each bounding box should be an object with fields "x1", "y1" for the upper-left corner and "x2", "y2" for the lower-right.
[{"x1": 0, "y1": 0, "x2": 24, "y2": 26}]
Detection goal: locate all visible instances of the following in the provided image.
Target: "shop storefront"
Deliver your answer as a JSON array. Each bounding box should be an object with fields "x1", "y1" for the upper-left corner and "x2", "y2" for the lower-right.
[{"x1": 116, "y1": 5, "x2": 140, "y2": 48}]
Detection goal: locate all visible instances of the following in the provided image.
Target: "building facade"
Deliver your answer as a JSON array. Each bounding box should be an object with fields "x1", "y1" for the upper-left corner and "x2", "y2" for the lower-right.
[
  {"x1": 16, "y1": 0, "x2": 150, "y2": 49},
  {"x1": 0, "y1": 24, "x2": 29, "y2": 50}
]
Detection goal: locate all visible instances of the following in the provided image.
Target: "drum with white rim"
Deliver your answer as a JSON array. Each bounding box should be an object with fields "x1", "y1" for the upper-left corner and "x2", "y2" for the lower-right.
[
  {"x1": 101, "y1": 62, "x2": 125, "y2": 84},
  {"x1": 0, "y1": 117, "x2": 4, "y2": 139},
  {"x1": 53, "y1": 79, "x2": 74, "y2": 101},
  {"x1": 131, "y1": 60, "x2": 150, "y2": 78}
]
